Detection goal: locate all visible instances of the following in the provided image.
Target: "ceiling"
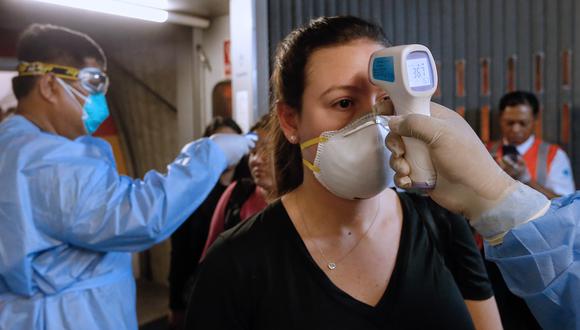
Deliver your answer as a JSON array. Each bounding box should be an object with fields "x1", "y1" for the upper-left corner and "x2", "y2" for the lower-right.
[{"x1": 166, "y1": 0, "x2": 229, "y2": 18}]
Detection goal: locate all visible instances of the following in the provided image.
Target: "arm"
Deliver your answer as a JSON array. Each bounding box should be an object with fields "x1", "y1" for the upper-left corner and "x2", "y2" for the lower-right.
[
  {"x1": 386, "y1": 103, "x2": 577, "y2": 329},
  {"x1": 465, "y1": 298, "x2": 502, "y2": 330},
  {"x1": 484, "y1": 192, "x2": 580, "y2": 330},
  {"x1": 33, "y1": 137, "x2": 227, "y2": 252}
]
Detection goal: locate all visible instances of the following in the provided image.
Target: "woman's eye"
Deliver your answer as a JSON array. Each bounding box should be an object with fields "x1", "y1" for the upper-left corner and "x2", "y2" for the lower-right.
[{"x1": 336, "y1": 99, "x2": 353, "y2": 109}]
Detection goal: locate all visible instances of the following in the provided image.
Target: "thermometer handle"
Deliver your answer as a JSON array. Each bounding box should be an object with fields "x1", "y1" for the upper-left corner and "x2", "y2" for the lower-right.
[
  {"x1": 400, "y1": 137, "x2": 436, "y2": 189},
  {"x1": 392, "y1": 99, "x2": 437, "y2": 189}
]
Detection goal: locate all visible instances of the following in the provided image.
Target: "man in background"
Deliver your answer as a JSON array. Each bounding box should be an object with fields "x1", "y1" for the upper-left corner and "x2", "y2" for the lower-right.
[{"x1": 488, "y1": 91, "x2": 574, "y2": 198}]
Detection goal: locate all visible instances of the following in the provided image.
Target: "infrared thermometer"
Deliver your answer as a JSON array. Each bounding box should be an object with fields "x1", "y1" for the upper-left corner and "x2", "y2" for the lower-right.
[{"x1": 369, "y1": 44, "x2": 437, "y2": 189}]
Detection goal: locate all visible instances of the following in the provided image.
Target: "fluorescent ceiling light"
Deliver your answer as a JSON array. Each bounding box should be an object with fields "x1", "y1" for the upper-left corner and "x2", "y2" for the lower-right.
[
  {"x1": 31, "y1": 0, "x2": 169, "y2": 23},
  {"x1": 118, "y1": 0, "x2": 169, "y2": 10}
]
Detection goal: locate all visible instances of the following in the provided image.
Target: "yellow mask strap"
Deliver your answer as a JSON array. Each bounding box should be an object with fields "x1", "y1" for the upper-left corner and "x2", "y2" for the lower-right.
[
  {"x1": 302, "y1": 159, "x2": 320, "y2": 173},
  {"x1": 300, "y1": 136, "x2": 328, "y2": 173},
  {"x1": 299, "y1": 136, "x2": 327, "y2": 150},
  {"x1": 17, "y1": 62, "x2": 79, "y2": 81}
]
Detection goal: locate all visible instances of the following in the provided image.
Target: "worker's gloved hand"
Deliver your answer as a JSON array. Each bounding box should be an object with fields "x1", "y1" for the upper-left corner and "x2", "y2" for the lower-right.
[
  {"x1": 210, "y1": 133, "x2": 257, "y2": 167},
  {"x1": 386, "y1": 102, "x2": 517, "y2": 220},
  {"x1": 500, "y1": 155, "x2": 531, "y2": 183}
]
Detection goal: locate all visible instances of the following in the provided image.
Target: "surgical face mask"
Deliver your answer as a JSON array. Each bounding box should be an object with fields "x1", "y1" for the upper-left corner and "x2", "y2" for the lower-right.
[
  {"x1": 57, "y1": 78, "x2": 110, "y2": 135},
  {"x1": 300, "y1": 113, "x2": 394, "y2": 200}
]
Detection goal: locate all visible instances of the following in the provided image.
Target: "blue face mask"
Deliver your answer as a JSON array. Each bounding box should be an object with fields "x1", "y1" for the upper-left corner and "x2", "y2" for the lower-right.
[{"x1": 57, "y1": 78, "x2": 110, "y2": 135}]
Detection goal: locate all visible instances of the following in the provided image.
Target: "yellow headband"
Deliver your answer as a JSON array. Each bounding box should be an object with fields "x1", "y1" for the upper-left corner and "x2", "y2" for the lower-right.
[{"x1": 17, "y1": 62, "x2": 79, "y2": 80}]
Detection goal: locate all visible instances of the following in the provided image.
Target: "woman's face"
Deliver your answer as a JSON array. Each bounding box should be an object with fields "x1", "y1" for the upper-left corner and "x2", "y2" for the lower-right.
[
  {"x1": 297, "y1": 39, "x2": 391, "y2": 163},
  {"x1": 249, "y1": 128, "x2": 274, "y2": 192}
]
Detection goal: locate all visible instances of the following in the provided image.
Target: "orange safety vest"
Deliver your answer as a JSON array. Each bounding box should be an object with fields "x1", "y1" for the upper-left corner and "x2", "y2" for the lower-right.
[{"x1": 487, "y1": 138, "x2": 559, "y2": 185}]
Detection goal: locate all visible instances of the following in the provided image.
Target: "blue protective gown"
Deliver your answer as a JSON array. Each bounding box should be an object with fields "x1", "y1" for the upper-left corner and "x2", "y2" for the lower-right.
[
  {"x1": 486, "y1": 192, "x2": 580, "y2": 330},
  {"x1": 0, "y1": 115, "x2": 227, "y2": 329}
]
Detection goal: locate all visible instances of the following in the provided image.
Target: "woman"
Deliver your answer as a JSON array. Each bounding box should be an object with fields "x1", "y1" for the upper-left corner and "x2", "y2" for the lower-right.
[
  {"x1": 201, "y1": 114, "x2": 274, "y2": 256},
  {"x1": 186, "y1": 16, "x2": 501, "y2": 329}
]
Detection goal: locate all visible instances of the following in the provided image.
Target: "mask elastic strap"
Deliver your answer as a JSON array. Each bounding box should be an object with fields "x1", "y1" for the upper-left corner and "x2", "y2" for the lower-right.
[
  {"x1": 300, "y1": 136, "x2": 327, "y2": 150},
  {"x1": 67, "y1": 83, "x2": 88, "y2": 102},
  {"x1": 56, "y1": 78, "x2": 87, "y2": 104},
  {"x1": 299, "y1": 136, "x2": 327, "y2": 173},
  {"x1": 302, "y1": 159, "x2": 320, "y2": 173}
]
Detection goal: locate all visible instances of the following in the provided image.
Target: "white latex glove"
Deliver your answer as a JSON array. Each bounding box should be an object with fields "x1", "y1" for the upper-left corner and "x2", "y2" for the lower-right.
[
  {"x1": 210, "y1": 133, "x2": 257, "y2": 167},
  {"x1": 386, "y1": 102, "x2": 519, "y2": 220},
  {"x1": 386, "y1": 103, "x2": 550, "y2": 243}
]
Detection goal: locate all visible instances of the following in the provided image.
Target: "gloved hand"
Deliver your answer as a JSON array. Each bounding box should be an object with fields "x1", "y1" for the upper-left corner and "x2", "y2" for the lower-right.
[
  {"x1": 386, "y1": 102, "x2": 517, "y2": 220},
  {"x1": 210, "y1": 133, "x2": 257, "y2": 167},
  {"x1": 500, "y1": 155, "x2": 531, "y2": 183}
]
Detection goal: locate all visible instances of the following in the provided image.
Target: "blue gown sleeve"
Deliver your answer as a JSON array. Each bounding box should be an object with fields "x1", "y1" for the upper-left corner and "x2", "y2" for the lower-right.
[
  {"x1": 484, "y1": 192, "x2": 580, "y2": 330},
  {"x1": 28, "y1": 136, "x2": 228, "y2": 252}
]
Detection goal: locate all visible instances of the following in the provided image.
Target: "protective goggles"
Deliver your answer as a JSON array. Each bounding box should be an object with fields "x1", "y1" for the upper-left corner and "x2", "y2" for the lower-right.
[{"x1": 18, "y1": 61, "x2": 109, "y2": 94}]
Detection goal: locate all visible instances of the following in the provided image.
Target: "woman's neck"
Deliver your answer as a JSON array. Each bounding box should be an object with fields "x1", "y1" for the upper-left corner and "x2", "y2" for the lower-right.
[{"x1": 292, "y1": 171, "x2": 387, "y2": 234}]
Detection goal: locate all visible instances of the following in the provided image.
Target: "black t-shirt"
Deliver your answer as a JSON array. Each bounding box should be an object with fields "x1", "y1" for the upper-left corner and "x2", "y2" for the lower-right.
[{"x1": 185, "y1": 193, "x2": 492, "y2": 329}]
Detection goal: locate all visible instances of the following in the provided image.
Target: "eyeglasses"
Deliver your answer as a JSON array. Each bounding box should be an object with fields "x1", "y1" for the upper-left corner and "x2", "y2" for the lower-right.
[{"x1": 18, "y1": 61, "x2": 109, "y2": 94}]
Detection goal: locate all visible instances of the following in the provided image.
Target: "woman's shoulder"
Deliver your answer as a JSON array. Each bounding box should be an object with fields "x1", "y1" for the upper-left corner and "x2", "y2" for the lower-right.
[
  {"x1": 398, "y1": 191, "x2": 466, "y2": 224},
  {"x1": 204, "y1": 199, "x2": 290, "y2": 261},
  {"x1": 396, "y1": 191, "x2": 473, "y2": 249}
]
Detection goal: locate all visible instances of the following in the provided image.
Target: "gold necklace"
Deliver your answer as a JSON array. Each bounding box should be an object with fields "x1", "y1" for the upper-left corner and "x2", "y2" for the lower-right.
[{"x1": 295, "y1": 194, "x2": 381, "y2": 271}]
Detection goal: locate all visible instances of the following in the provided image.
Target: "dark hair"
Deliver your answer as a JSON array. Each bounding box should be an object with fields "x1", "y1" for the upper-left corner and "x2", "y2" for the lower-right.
[
  {"x1": 12, "y1": 24, "x2": 107, "y2": 100},
  {"x1": 250, "y1": 113, "x2": 271, "y2": 133},
  {"x1": 202, "y1": 116, "x2": 242, "y2": 137},
  {"x1": 233, "y1": 113, "x2": 273, "y2": 183},
  {"x1": 268, "y1": 16, "x2": 390, "y2": 197},
  {"x1": 499, "y1": 91, "x2": 539, "y2": 118}
]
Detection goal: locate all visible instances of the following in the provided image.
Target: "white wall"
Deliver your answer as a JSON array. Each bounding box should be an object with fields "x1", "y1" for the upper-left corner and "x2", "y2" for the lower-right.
[
  {"x1": 201, "y1": 15, "x2": 230, "y2": 128},
  {"x1": 0, "y1": 71, "x2": 17, "y2": 111}
]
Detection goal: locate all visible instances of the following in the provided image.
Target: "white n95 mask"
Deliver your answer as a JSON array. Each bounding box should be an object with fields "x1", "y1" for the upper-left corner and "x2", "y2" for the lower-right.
[{"x1": 300, "y1": 114, "x2": 393, "y2": 200}]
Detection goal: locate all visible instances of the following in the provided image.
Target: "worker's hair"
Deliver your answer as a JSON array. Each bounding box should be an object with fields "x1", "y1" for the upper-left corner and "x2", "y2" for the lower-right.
[{"x1": 12, "y1": 24, "x2": 107, "y2": 100}]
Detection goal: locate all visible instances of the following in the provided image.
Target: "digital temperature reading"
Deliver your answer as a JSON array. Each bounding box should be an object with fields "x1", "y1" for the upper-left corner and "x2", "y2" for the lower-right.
[{"x1": 406, "y1": 57, "x2": 432, "y2": 88}]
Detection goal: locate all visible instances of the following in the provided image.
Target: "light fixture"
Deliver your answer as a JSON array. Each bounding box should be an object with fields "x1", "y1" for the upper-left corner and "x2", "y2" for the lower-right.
[
  {"x1": 117, "y1": 0, "x2": 169, "y2": 10},
  {"x1": 29, "y1": 0, "x2": 210, "y2": 28},
  {"x1": 32, "y1": 0, "x2": 168, "y2": 22}
]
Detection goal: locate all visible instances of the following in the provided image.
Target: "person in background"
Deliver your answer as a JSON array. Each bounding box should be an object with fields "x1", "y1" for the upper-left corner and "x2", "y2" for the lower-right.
[
  {"x1": 168, "y1": 116, "x2": 247, "y2": 330},
  {"x1": 387, "y1": 102, "x2": 579, "y2": 330},
  {"x1": 488, "y1": 91, "x2": 575, "y2": 199},
  {"x1": 0, "y1": 24, "x2": 253, "y2": 330},
  {"x1": 201, "y1": 114, "x2": 273, "y2": 257},
  {"x1": 185, "y1": 16, "x2": 501, "y2": 329}
]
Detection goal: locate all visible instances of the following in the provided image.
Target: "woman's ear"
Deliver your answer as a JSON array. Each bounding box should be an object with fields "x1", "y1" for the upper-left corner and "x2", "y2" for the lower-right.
[
  {"x1": 276, "y1": 101, "x2": 300, "y2": 144},
  {"x1": 38, "y1": 74, "x2": 60, "y2": 104}
]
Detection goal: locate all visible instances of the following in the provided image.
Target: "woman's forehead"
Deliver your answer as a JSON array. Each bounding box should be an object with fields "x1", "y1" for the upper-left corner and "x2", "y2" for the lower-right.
[{"x1": 304, "y1": 40, "x2": 384, "y2": 92}]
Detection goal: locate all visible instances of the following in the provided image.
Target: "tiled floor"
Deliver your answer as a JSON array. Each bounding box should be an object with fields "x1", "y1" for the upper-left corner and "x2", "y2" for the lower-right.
[{"x1": 136, "y1": 279, "x2": 169, "y2": 329}]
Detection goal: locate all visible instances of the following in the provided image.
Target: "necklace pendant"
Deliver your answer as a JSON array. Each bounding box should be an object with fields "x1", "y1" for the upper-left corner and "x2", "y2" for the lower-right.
[{"x1": 327, "y1": 262, "x2": 337, "y2": 270}]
